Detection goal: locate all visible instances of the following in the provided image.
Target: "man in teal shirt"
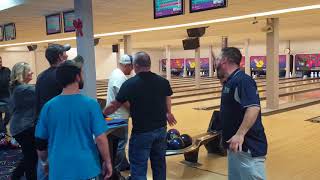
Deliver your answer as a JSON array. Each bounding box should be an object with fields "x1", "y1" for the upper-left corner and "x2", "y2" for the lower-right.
[{"x1": 35, "y1": 60, "x2": 112, "y2": 180}]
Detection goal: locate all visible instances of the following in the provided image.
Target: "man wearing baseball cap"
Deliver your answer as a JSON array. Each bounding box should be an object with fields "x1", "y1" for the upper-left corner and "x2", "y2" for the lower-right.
[
  {"x1": 106, "y1": 54, "x2": 133, "y2": 172},
  {"x1": 35, "y1": 43, "x2": 70, "y2": 180}
]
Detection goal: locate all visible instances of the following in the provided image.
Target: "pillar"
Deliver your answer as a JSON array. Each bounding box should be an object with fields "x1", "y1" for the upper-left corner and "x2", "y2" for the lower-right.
[
  {"x1": 165, "y1": 45, "x2": 171, "y2": 81},
  {"x1": 244, "y1": 39, "x2": 251, "y2": 75},
  {"x1": 74, "y1": 0, "x2": 96, "y2": 98},
  {"x1": 116, "y1": 43, "x2": 121, "y2": 68},
  {"x1": 124, "y1": 35, "x2": 132, "y2": 55},
  {"x1": 209, "y1": 45, "x2": 213, "y2": 77},
  {"x1": 195, "y1": 47, "x2": 200, "y2": 88},
  {"x1": 183, "y1": 58, "x2": 187, "y2": 77},
  {"x1": 266, "y1": 18, "x2": 279, "y2": 109},
  {"x1": 285, "y1": 40, "x2": 291, "y2": 78}
]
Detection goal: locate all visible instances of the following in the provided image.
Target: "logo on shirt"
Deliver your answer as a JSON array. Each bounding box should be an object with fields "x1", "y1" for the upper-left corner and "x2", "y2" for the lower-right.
[{"x1": 223, "y1": 86, "x2": 230, "y2": 94}]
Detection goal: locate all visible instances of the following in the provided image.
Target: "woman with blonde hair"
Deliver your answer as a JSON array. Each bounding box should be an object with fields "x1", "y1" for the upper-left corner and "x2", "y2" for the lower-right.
[{"x1": 9, "y1": 62, "x2": 37, "y2": 180}]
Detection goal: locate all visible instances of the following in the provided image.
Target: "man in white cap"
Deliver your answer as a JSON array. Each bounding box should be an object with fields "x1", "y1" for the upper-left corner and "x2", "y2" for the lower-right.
[{"x1": 106, "y1": 54, "x2": 133, "y2": 171}]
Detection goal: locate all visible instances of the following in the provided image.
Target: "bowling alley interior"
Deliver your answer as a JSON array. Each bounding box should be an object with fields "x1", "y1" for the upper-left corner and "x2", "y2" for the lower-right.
[{"x1": 1, "y1": 0, "x2": 320, "y2": 180}]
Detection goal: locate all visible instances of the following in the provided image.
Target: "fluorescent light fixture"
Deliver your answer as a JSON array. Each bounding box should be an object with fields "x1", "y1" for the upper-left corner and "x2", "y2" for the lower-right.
[
  {"x1": 0, "y1": 0, "x2": 25, "y2": 11},
  {"x1": 1, "y1": 4, "x2": 320, "y2": 48}
]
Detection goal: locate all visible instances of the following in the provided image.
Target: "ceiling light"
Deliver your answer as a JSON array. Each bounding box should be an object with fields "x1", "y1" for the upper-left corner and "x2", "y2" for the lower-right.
[{"x1": 1, "y1": 4, "x2": 320, "y2": 48}]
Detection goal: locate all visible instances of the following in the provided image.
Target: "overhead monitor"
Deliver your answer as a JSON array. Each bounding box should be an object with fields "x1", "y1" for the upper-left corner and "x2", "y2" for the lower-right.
[
  {"x1": 154, "y1": 0, "x2": 184, "y2": 19},
  {"x1": 45, "y1": 13, "x2": 62, "y2": 35},
  {"x1": 190, "y1": 0, "x2": 227, "y2": 13},
  {"x1": 4, "y1": 23, "x2": 16, "y2": 41},
  {"x1": 63, "y1": 10, "x2": 75, "y2": 32}
]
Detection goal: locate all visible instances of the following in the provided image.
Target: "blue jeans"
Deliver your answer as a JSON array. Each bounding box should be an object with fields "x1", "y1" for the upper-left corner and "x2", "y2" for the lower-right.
[
  {"x1": 37, "y1": 161, "x2": 48, "y2": 180},
  {"x1": 0, "y1": 98, "x2": 10, "y2": 134},
  {"x1": 228, "y1": 150, "x2": 266, "y2": 180},
  {"x1": 129, "y1": 127, "x2": 167, "y2": 180},
  {"x1": 115, "y1": 125, "x2": 130, "y2": 171}
]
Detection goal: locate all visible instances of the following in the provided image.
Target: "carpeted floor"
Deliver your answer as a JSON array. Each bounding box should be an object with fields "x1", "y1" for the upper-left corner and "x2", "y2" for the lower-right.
[{"x1": 0, "y1": 148, "x2": 22, "y2": 180}]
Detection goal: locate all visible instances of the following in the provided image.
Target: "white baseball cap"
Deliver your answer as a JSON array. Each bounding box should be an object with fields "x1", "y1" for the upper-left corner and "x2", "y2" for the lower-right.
[{"x1": 119, "y1": 54, "x2": 133, "y2": 65}]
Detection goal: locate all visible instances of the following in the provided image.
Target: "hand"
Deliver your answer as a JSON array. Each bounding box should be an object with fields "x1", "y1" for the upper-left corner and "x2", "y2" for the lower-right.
[
  {"x1": 226, "y1": 134, "x2": 244, "y2": 152},
  {"x1": 42, "y1": 163, "x2": 49, "y2": 175},
  {"x1": 103, "y1": 107, "x2": 108, "y2": 116},
  {"x1": 102, "y1": 161, "x2": 112, "y2": 180},
  {"x1": 167, "y1": 112, "x2": 177, "y2": 126}
]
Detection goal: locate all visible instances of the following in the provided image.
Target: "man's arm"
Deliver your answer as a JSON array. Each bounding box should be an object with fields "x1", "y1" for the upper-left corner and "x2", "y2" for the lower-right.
[
  {"x1": 123, "y1": 102, "x2": 130, "y2": 111},
  {"x1": 95, "y1": 134, "x2": 112, "y2": 179},
  {"x1": 35, "y1": 138, "x2": 49, "y2": 174},
  {"x1": 103, "y1": 100, "x2": 123, "y2": 116},
  {"x1": 227, "y1": 78, "x2": 261, "y2": 152},
  {"x1": 166, "y1": 96, "x2": 177, "y2": 126},
  {"x1": 227, "y1": 106, "x2": 260, "y2": 152},
  {"x1": 237, "y1": 106, "x2": 260, "y2": 136}
]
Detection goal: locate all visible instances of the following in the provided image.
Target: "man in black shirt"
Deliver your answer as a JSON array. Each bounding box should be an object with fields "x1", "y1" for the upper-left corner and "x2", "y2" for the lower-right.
[
  {"x1": 35, "y1": 44, "x2": 70, "y2": 119},
  {"x1": 104, "y1": 52, "x2": 177, "y2": 180},
  {"x1": 0, "y1": 56, "x2": 11, "y2": 136},
  {"x1": 35, "y1": 43, "x2": 70, "y2": 180}
]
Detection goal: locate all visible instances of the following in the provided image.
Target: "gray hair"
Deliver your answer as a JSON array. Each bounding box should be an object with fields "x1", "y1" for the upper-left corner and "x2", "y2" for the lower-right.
[
  {"x1": 133, "y1": 52, "x2": 151, "y2": 68},
  {"x1": 10, "y1": 62, "x2": 31, "y2": 85},
  {"x1": 221, "y1": 47, "x2": 242, "y2": 66}
]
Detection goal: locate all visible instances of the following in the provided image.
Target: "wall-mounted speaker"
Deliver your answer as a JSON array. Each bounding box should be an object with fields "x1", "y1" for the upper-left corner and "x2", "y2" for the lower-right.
[
  {"x1": 27, "y1": 45, "x2": 38, "y2": 51},
  {"x1": 182, "y1": 38, "x2": 200, "y2": 50},
  {"x1": 112, "y1": 44, "x2": 119, "y2": 53},
  {"x1": 94, "y1": 38, "x2": 100, "y2": 46},
  {"x1": 187, "y1": 27, "x2": 207, "y2": 37}
]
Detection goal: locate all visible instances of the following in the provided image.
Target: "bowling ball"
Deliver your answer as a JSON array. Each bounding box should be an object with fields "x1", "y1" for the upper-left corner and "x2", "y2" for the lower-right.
[
  {"x1": 180, "y1": 134, "x2": 192, "y2": 147},
  {"x1": 167, "y1": 137, "x2": 185, "y2": 150},
  {"x1": 167, "y1": 129, "x2": 181, "y2": 142}
]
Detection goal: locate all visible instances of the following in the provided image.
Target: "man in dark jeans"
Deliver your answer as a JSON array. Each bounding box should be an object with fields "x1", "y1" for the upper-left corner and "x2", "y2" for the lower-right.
[
  {"x1": 0, "y1": 56, "x2": 11, "y2": 137},
  {"x1": 104, "y1": 52, "x2": 177, "y2": 180},
  {"x1": 34, "y1": 44, "x2": 70, "y2": 180}
]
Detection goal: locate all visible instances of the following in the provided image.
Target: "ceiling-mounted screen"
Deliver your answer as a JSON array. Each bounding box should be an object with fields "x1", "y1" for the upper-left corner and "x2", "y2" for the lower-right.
[
  {"x1": 154, "y1": 0, "x2": 184, "y2": 19},
  {"x1": 4, "y1": 23, "x2": 16, "y2": 41},
  {"x1": 190, "y1": 0, "x2": 227, "y2": 13},
  {"x1": 45, "y1": 13, "x2": 61, "y2": 35},
  {"x1": 63, "y1": 10, "x2": 75, "y2": 32}
]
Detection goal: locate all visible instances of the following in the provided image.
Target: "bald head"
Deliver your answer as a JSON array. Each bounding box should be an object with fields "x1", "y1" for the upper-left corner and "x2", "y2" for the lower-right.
[{"x1": 133, "y1": 52, "x2": 151, "y2": 73}]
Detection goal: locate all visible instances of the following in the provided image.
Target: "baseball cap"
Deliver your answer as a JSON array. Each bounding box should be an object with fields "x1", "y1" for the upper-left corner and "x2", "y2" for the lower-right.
[
  {"x1": 119, "y1": 54, "x2": 133, "y2": 65},
  {"x1": 45, "y1": 44, "x2": 71, "y2": 64}
]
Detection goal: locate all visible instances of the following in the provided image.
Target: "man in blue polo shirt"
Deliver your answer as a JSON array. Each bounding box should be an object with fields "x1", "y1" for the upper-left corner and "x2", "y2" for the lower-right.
[{"x1": 216, "y1": 47, "x2": 268, "y2": 180}]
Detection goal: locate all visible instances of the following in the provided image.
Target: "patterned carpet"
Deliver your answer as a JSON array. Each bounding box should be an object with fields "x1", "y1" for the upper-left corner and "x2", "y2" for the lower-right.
[{"x1": 0, "y1": 148, "x2": 22, "y2": 180}]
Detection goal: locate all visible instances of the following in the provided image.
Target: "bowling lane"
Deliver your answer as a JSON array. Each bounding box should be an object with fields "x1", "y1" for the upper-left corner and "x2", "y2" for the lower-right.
[
  {"x1": 172, "y1": 82, "x2": 320, "y2": 105},
  {"x1": 95, "y1": 77, "x2": 303, "y2": 93},
  {"x1": 260, "y1": 89, "x2": 320, "y2": 108},
  {"x1": 171, "y1": 77, "x2": 302, "y2": 92},
  {"x1": 96, "y1": 78, "x2": 316, "y2": 99},
  {"x1": 172, "y1": 79, "x2": 320, "y2": 98}
]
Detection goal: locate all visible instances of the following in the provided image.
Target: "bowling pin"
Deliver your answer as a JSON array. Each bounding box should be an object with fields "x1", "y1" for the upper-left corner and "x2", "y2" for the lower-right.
[
  {"x1": 318, "y1": 72, "x2": 320, "y2": 78},
  {"x1": 315, "y1": 72, "x2": 318, "y2": 78},
  {"x1": 311, "y1": 72, "x2": 314, "y2": 78},
  {"x1": 289, "y1": 72, "x2": 292, "y2": 78}
]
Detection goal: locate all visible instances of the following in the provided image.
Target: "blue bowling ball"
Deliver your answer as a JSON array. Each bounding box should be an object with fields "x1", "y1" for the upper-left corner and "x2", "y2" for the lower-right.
[
  {"x1": 180, "y1": 134, "x2": 192, "y2": 148},
  {"x1": 167, "y1": 137, "x2": 185, "y2": 150},
  {"x1": 167, "y1": 129, "x2": 181, "y2": 142}
]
